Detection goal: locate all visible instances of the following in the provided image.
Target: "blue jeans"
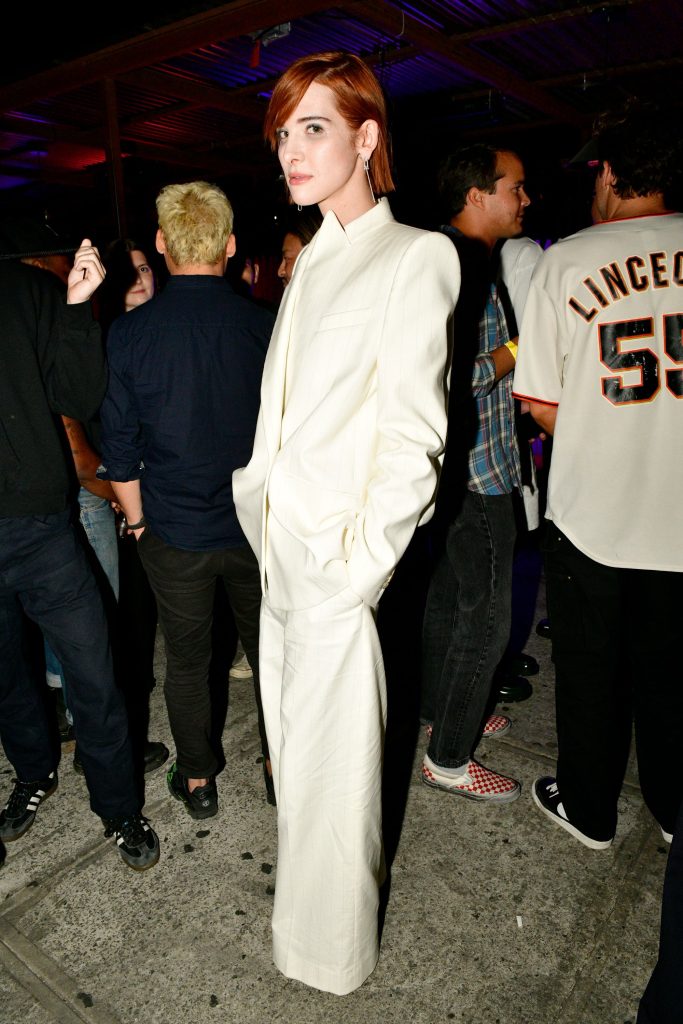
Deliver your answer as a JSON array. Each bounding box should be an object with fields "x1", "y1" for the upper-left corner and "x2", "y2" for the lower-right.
[
  {"x1": 0, "y1": 510, "x2": 137, "y2": 819},
  {"x1": 421, "y1": 490, "x2": 516, "y2": 767},
  {"x1": 44, "y1": 486, "x2": 118, "y2": 703}
]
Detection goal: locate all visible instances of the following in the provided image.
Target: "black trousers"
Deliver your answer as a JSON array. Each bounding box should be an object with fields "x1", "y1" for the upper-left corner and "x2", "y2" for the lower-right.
[
  {"x1": 543, "y1": 524, "x2": 683, "y2": 842},
  {"x1": 137, "y1": 530, "x2": 263, "y2": 779},
  {"x1": 638, "y1": 798, "x2": 683, "y2": 1024}
]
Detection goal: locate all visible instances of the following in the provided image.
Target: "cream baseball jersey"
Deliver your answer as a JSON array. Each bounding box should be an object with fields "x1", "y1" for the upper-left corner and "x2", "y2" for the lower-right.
[{"x1": 513, "y1": 212, "x2": 683, "y2": 571}]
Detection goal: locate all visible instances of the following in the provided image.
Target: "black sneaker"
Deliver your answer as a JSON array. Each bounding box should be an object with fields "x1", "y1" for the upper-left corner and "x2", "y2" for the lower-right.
[
  {"x1": 167, "y1": 762, "x2": 217, "y2": 819},
  {"x1": 0, "y1": 772, "x2": 58, "y2": 841},
  {"x1": 532, "y1": 776, "x2": 613, "y2": 851},
  {"x1": 102, "y1": 814, "x2": 160, "y2": 871}
]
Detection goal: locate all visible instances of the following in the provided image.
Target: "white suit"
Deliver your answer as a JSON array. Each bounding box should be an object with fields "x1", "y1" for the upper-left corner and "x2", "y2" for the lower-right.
[{"x1": 234, "y1": 198, "x2": 460, "y2": 994}]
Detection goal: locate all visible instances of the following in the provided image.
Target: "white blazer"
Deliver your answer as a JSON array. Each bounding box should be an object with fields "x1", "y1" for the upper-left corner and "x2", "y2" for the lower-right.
[{"x1": 233, "y1": 199, "x2": 460, "y2": 610}]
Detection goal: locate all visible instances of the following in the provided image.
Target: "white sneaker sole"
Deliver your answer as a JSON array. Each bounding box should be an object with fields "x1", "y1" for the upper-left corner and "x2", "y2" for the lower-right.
[{"x1": 531, "y1": 780, "x2": 613, "y2": 850}]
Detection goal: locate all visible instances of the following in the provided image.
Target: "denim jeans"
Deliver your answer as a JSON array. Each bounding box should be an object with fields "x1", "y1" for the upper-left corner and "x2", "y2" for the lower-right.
[
  {"x1": 137, "y1": 530, "x2": 263, "y2": 779},
  {"x1": 0, "y1": 510, "x2": 137, "y2": 819},
  {"x1": 44, "y1": 486, "x2": 118, "y2": 705},
  {"x1": 421, "y1": 490, "x2": 516, "y2": 768},
  {"x1": 544, "y1": 523, "x2": 683, "y2": 841}
]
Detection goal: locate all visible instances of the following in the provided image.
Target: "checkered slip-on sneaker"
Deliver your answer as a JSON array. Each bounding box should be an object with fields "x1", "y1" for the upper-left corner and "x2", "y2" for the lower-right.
[
  {"x1": 483, "y1": 714, "x2": 511, "y2": 738},
  {"x1": 421, "y1": 755, "x2": 520, "y2": 802},
  {"x1": 425, "y1": 714, "x2": 511, "y2": 742},
  {"x1": 532, "y1": 777, "x2": 613, "y2": 850}
]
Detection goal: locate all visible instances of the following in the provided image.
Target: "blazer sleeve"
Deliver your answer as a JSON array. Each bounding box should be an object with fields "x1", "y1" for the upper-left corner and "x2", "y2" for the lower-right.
[{"x1": 346, "y1": 230, "x2": 460, "y2": 606}]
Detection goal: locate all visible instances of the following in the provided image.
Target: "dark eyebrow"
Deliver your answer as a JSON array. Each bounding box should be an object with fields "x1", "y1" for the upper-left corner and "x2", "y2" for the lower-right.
[{"x1": 297, "y1": 115, "x2": 332, "y2": 124}]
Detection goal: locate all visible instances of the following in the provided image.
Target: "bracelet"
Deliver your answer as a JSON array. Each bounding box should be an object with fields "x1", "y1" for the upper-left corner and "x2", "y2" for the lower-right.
[
  {"x1": 127, "y1": 516, "x2": 146, "y2": 530},
  {"x1": 504, "y1": 339, "x2": 519, "y2": 361}
]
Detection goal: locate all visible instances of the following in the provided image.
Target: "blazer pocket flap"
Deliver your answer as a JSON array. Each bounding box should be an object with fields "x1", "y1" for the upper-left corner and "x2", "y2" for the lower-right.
[{"x1": 317, "y1": 308, "x2": 371, "y2": 332}]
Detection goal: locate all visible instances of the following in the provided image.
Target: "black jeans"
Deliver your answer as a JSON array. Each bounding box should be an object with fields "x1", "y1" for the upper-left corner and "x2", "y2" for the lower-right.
[
  {"x1": 544, "y1": 523, "x2": 683, "y2": 841},
  {"x1": 638, "y1": 797, "x2": 683, "y2": 1024},
  {"x1": 137, "y1": 530, "x2": 263, "y2": 778},
  {"x1": 421, "y1": 490, "x2": 516, "y2": 768},
  {"x1": 0, "y1": 510, "x2": 137, "y2": 819}
]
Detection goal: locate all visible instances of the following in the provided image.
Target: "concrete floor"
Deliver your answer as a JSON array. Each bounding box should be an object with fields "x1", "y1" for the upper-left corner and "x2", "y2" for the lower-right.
[{"x1": 0, "y1": 549, "x2": 666, "y2": 1024}]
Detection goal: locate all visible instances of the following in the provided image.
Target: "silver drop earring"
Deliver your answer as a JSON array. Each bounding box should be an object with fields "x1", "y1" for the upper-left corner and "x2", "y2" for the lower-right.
[
  {"x1": 297, "y1": 204, "x2": 302, "y2": 212},
  {"x1": 364, "y1": 157, "x2": 377, "y2": 205}
]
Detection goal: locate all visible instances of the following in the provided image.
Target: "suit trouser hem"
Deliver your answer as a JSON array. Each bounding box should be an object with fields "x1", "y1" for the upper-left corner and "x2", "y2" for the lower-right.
[{"x1": 260, "y1": 589, "x2": 385, "y2": 994}]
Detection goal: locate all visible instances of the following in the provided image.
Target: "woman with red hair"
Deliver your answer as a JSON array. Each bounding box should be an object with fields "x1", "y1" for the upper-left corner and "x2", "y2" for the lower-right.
[{"x1": 234, "y1": 51, "x2": 460, "y2": 995}]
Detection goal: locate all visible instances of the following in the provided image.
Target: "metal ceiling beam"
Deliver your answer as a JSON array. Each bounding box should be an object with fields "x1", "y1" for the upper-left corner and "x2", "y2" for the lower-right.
[
  {"x1": 454, "y1": 0, "x2": 645, "y2": 44},
  {"x1": 117, "y1": 67, "x2": 267, "y2": 122},
  {"x1": 0, "y1": 0, "x2": 331, "y2": 112},
  {"x1": 341, "y1": 0, "x2": 583, "y2": 124}
]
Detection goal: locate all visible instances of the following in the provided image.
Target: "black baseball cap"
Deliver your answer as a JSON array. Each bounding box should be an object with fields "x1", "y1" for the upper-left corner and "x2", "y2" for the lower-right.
[{"x1": 568, "y1": 138, "x2": 600, "y2": 166}]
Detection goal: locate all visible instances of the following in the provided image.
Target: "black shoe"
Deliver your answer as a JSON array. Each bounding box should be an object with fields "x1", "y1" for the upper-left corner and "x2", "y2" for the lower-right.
[
  {"x1": 73, "y1": 747, "x2": 84, "y2": 775},
  {"x1": 532, "y1": 777, "x2": 613, "y2": 850},
  {"x1": 143, "y1": 741, "x2": 170, "y2": 774},
  {"x1": 167, "y1": 762, "x2": 217, "y2": 819},
  {"x1": 506, "y1": 652, "x2": 539, "y2": 677},
  {"x1": 102, "y1": 814, "x2": 160, "y2": 871},
  {"x1": 0, "y1": 772, "x2": 58, "y2": 841},
  {"x1": 0, "y1": 838, "x2": 6, "y2": 869},
  {"x1": 536, "y1": 618, "x2": 552, "y2": 639},
  {"x1": 496, "y1": 676, "x2": 533, "y2": 703}
]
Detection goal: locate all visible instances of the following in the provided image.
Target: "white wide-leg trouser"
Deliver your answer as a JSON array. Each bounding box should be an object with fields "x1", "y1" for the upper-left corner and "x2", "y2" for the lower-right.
[{"x1": 259, "y1": 588, "x2": 387, "y2": 995}]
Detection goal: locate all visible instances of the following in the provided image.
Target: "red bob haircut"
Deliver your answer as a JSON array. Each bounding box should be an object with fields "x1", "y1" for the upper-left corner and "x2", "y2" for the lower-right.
[{"x1": 263, "y1": 51, "x2": 395, "y2": 196}]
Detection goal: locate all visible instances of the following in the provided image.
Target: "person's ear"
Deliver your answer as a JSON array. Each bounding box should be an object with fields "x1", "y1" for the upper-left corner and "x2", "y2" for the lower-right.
[
  {"x1": 155, "y1": 228, "x2": 166, "y2": 255},
  {"x1": 356, "y1": 119, "x2": 379, "y2": 161},
  {"x1": 225, "y1": 233, "x2": 237, "y2": 260},
  {"x1": 600, "y1": 161, "x2": 618, "y2": 192},
  {"x1": 466, "y1": 185, "x2": 486, "y2": 211}
]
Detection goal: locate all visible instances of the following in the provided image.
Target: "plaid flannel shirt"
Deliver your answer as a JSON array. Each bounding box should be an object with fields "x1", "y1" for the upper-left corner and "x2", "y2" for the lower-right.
[{"x1": 467, "y1": 281, "x2": 522, "y2": 496}]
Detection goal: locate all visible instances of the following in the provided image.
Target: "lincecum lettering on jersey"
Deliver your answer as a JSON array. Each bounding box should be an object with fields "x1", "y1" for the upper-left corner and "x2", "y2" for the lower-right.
[{"x1": 569, "y1": 249, "x2": 683, "y2": 322}]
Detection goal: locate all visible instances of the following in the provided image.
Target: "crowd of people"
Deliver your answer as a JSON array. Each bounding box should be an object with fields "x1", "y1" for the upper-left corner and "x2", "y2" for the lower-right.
[{"x1": 0, "y1": 49, "x2": 680, "y2": 1019}]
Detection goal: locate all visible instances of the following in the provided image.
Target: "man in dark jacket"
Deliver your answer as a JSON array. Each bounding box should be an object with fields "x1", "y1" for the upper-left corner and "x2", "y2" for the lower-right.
[
  {"x1": 0, "y1": 239, "x2": 160, "y2": 872},
  {"x1": 100, "y1": 182, "x2": 275, "y2": 819}
]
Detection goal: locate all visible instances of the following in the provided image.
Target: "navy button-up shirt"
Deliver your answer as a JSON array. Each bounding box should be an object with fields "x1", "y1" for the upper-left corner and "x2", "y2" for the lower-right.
[{"x1": 99, "y1": 275, "x2": 274, "y2": 551}]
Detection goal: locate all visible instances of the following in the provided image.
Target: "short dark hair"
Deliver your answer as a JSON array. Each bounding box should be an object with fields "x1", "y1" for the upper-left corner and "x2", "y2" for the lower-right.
[
  {"x1": 98, "y1": 237, "x2": 159, "y2": 333},
  {"x1": 594, "y1": 100, "x2": 682, "y2": 200},
  {"x1": 438, "y1": 144, "x2": 506, "y2": 216},
  {"x1": 281, "y1": 207, "x2": 323, "y2": 248}
]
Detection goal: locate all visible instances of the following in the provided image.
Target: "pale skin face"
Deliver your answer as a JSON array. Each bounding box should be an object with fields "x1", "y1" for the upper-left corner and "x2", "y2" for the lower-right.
[
  {"x1": 124, "y1": 249, "x2": 155, "y2": 311},
  {"x1": 275, "y1": 80, "x2": 378, "y2": 226},
  {"x1": 277, "y1": 232, "x2": 304, "y2": 287}
]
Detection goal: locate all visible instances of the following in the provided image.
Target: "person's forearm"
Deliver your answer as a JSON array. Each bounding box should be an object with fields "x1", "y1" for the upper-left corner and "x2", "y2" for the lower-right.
[
  {"x1": 528, "y1": 401, "x2": 557, "y2": 436},
  {"x1": 490, "y1": 341, "x2": 517, "y2": 381},
  {"x1": 472, "y1": 342, "x2": 516, "y2": 393},
  {"x1": 110, "y1": 480, "x2": 145, "y2": 537},
  {"x1": 61, "y1": 417, "x2": 116, "y2": 501}
]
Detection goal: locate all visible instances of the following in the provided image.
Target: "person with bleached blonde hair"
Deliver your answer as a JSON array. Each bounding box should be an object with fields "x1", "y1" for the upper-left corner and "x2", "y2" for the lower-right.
[
  {"x1": 155, "y1": 180, "x2": 235, "y2": 267},
  {"x1": 100, "y1": 181, "x2": 276, "y2": 819}
]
